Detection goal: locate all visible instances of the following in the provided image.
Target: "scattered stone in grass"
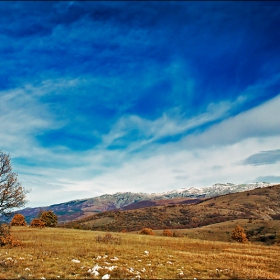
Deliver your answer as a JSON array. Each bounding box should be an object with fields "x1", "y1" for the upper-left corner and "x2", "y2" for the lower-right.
[
  {"x1": 127, "y1": 267, "x2": 134, "y2": 273},
  {"x1": 71, "y1": 259, "x2": 80, "y2": 263},
  {"x1": 102, "y1": 274, "x2": 110, "y2": 279},
  {"x1": 110, "y1": 257, "x2": 118, "y2": 261},
  {"x1": 144, "y1": 250, "x2": 149, "y2": 255},
  {"x1": 88, "y1": 264, "x2": 103, "y2": 276},
  {"x1": 104, "y1": 265, "x2": 117, "y2": 271}
]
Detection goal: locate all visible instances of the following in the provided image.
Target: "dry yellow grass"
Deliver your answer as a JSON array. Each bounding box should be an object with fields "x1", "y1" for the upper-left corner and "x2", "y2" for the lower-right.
[{"x1": 0, "y1": 226, "x2": 279, "y2": 279}]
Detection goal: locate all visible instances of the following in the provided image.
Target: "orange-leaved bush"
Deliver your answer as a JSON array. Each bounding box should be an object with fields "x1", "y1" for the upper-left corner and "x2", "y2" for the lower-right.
[
  {"x1": 232, "y1": 225, "x2": 248, "y2": 243},
  {"x1": 162, "y1": 229, "x2": 173, "y2": 237},
  {"x1": 139, "y1": 227, "x2": 155, "y2": 235},
  {"x1": 10, "y1": 213, "x2": 27, "y2": 226},
  {"x1": 30, "y1": 218, "x2": 45, "y2": 228},
  {"x1": 0, "y1": 223, "x2": 21, "y2": 247}
]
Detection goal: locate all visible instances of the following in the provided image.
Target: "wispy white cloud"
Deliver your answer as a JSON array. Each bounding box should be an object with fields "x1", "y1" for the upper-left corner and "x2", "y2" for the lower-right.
[
  {"x1": 37, "y1": 94, "x2": 280, "y2": 205},
  {"x1": 182, "y1": 94, "x2": 280, "y2": 148},
  {"x1": 102, "y1": 99, "x2": 235, "y2": 152},
  {"x1": 1, "y1": 2, "x2": 280, "y2": 208}
]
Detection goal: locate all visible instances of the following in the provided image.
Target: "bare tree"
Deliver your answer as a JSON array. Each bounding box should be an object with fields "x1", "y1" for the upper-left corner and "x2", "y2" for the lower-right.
[{"x1": 0, "y1": 150, "x2": 28, "y2": 217}]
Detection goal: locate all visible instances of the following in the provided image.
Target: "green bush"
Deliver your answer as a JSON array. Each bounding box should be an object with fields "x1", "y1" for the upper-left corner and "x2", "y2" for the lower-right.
[{"x1": 40, "y1": 211, "x2": 58, "y2": 227}]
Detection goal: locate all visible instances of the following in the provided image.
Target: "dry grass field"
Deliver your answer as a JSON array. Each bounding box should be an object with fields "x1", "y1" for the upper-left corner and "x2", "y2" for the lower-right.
[{"x1": 0, "y1": 226, "x2": 279, "y2": 279}]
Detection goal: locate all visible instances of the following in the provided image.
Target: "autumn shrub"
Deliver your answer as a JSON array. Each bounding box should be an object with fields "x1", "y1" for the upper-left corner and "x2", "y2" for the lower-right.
[
  {"x1": 30, "y1": 218, "x2": 45, "y2": 228},
  {"x1": 162, "y1": 229, "x2": 173, "y2": 237},
  {"x1": 0, "y1": 223, "x2": 21, "y2": 247},
  {"x1": 139, "y1": 227, "x2": 155, "y2": 235},
  {"x1": 40, "y1": 211, "x2": 58, "y2": 227},
  {"x1": 10, "y1": 213, "x2": 27, "y2": 226},
  {"x1": 172, "y1": 231, "x2": 184, "y2": 238},
  {"x1": 96, "y1": 233, "x2": 121, "y2": 245},
  {"x1": 232, "y1": 225, "x2": 248, "y2": 243}
]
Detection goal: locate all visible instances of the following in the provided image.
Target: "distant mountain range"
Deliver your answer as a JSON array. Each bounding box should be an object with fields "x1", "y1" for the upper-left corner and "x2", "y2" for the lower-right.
[
  {"x1": 63, "y1": 184, "x2": 280, "y2": 234},
  {"x1": 6, "y1": 182, "x2": 273, "y2": 224}
]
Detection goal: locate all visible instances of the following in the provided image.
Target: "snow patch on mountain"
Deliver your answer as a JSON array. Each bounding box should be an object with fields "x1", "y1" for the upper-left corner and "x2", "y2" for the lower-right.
[{"x1": 152, "y1": 182, "x2": 273, "y2": 199}]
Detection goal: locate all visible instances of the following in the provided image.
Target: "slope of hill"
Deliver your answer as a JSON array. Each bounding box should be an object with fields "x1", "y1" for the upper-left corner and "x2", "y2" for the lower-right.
[
  {"x1": 63, "y1": 184, "x2": 280, "y2": 233},
  {"x1": 171, "y1": 219, "x2": 280, "y2": 245},
  {"x1": 10, "y1": 182, "x2": 273, "y2": 223}
]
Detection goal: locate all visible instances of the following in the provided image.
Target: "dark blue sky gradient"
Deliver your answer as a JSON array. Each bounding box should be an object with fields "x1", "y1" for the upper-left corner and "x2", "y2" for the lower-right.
[{"x1": 1, "y1": 1, "x2": 280, "y2": 206}]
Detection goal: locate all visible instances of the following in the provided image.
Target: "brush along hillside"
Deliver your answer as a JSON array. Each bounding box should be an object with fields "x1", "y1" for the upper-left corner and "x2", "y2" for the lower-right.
[
  {"x1": 63, "y1": 185, "x2": 280, "y2": 233},
  {"x1": 1, "y1": 227, "x2": 279, "y2": 279}
]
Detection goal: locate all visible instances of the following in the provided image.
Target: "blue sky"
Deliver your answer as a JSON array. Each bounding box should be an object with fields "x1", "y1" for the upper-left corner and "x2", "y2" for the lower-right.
[{"x1": 1, "y1": 1, "x2": 280, "y2": 207}]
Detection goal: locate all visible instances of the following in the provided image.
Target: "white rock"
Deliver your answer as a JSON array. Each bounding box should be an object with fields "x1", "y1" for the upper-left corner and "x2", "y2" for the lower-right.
[
  {"x1": 91, "y1": 271, "x2": 99, "y2": 276},
  {"x1": 102, "y1": 274, "x2": 110, "y2": 279},
  {"x1": 104, "y1": 266, "x2": 117, "y2": 271},
  {"x1": 93, "y1": 264, "x2": 102, "y2": 270}
]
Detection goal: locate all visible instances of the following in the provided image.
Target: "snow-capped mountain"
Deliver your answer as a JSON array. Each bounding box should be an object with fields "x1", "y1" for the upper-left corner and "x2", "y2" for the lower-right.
[
  {"x1": 12, "y1": 182, "x2": 274, "y2": 223},
  {"x1": 155, "y1": 182, "x2": 272, "y2": 199}
]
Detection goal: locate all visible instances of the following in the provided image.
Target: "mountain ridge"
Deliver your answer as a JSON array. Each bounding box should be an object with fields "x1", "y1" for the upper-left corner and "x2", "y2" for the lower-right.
[
  {"x1": 63, "y1": 184, "x2": 280, "y2": 234},
  {"x1": 8, "y1": 182, "x2": 275, "y2": 223}
]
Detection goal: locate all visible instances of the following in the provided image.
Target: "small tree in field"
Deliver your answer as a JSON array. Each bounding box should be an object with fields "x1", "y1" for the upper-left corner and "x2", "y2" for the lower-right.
[
  {"x1": 232, "y1": 225, "x2": 248, "y2": 243},
  {"x1": 40, "y1": 211, "x2": 58, "y2": 227},
  {"x1": 30, "y1": 218, "x2": 45, "y2": 228},
  {"x1": 0, "y1": 150, "x2": 28, "y2": 217},
  {"x1": 0, "y1": 151, "x2": 28, "y2": 247},
  {"x1": 139, "y1": 227, "x2": 155, "y2": 235},
  {"x1": 10, "y1": 213, "x2": 27, "y2": 226},
  {"x1": 162, "y1": 229, "x2": 173, "y2": 237}
]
